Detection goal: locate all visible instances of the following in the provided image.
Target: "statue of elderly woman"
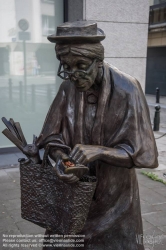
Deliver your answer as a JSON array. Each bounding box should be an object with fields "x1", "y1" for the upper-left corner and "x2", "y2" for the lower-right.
[{"x1": 6, "y1": 21, "x2": 158, "y2": 250}]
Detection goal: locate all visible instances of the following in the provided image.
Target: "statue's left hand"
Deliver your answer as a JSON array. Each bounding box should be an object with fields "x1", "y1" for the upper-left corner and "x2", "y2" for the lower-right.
[
  {"x1": 53, "y1": 157, "x2": 79, "y2": 183},
  {"x1": 69, "y1": 144, "x2": 102, "y2": 165}
]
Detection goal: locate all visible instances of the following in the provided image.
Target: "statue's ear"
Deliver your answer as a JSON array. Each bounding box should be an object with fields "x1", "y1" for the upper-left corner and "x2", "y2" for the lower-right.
[{"x1": 97, "y1": 61, "x2": 103, "y2": 68}]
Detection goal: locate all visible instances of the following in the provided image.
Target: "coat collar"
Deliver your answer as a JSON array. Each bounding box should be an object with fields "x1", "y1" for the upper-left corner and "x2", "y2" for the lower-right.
[{"x1": 74, "y1": 62, "x2": 112, "y2": 145}]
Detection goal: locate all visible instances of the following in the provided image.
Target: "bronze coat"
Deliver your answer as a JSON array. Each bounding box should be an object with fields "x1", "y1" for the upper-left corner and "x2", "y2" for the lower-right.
[{"x1": 39, "y1": 62, "x2": 158, "y2": 250}]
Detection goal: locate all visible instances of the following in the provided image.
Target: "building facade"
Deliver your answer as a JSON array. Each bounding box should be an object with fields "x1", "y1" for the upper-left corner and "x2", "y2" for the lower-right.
[
  {"x1": 0, "y1": 0, "x2": 63, "y2": 149},
  {"x1": 146, "y1": 0, "x2": 166, "y2": 95},
  {"x1": 0, "y1": 0, "x2": 63, "y2": 76}
]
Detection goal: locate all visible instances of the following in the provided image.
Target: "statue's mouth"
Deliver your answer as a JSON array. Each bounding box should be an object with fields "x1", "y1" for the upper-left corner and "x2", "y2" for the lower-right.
[{"x1": 75, "y1": 81, "x2": 89, "y2": 89}]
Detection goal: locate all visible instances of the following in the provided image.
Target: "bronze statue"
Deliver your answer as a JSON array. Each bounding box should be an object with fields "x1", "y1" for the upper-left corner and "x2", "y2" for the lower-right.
[{"x1": 2, "y1": 21, "x2": 158, "y2": 250}]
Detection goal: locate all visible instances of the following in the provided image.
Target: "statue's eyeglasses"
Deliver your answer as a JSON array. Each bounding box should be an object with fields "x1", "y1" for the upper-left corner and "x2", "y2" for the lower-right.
[{"x1": 57, "y1": 59, "x2": 97, "y2": 80}]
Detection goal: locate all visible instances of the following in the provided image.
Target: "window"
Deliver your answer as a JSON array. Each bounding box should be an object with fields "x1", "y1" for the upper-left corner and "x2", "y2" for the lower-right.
[
  {"x1": 149, "y1": 1, "x2": 166, "y2": 25},
  {"x1": 150, "y1": 0, "x2": 166, "y2": 5},
  {"x1": 41, "y1": 0, "x2": 55, "y2": 4},
  {"x1": 42, "y1": 15, "x2": 55, "y2": 36},
  {"x1": 0, "y1": 0, "x2": 64, "y2": 148},
  {"x1": 154, "y1": 0, "x2": 166, "y2": 4}
]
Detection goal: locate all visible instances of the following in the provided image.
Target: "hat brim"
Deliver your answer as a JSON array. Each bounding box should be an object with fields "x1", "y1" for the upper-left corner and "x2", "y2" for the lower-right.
[
  {"x1": 47, "y1": 28, "x2": 106, "y2": 44},
  {"x1": 47, "y1": 35, "x2": 105, "y2": 44}
]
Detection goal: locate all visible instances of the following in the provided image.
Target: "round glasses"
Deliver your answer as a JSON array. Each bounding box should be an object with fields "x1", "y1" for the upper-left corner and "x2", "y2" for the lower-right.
[{"x1": 57, "y1": 59, "x2": 96, "y2": 80}]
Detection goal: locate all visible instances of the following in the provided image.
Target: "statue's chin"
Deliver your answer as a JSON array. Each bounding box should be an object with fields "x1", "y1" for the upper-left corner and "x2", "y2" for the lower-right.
[{"x1": 74, "y1": 82, "x2": 92, "y2": 92}]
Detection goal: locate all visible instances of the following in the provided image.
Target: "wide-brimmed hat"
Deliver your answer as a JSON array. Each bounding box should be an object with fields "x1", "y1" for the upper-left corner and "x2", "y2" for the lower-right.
[{"x1": 47, "y1": 20, "x2": 105, "y2": 44}]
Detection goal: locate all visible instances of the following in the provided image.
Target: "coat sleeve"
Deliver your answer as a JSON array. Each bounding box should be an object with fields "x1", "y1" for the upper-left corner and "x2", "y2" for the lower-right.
[
  {"x1": 116, "y1": 80, "x2": 158, "y2": 169},
  {"x1": 107, "y1": 68, "x2": 158, "y2": 169}
]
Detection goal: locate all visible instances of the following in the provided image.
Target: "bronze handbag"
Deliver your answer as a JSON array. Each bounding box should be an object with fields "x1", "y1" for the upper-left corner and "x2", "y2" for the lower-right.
[
  {"x1": 1, "y1": 117, "x2": 97, "y2": 234},
  {"x1": 19, "y1": 148, "x2": 97, "y2": 235}
]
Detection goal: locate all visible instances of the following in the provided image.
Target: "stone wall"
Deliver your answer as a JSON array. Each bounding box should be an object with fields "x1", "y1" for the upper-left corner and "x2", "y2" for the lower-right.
[
  {"x1": 67, "y1": 0, "x2": 149, "y2": 90},
  {"x1": 67, "y1": 0, "x2": 83, "y2": 22},
  {"x1": 84, "y1": 0, "x2": 149, "y2": 90}
]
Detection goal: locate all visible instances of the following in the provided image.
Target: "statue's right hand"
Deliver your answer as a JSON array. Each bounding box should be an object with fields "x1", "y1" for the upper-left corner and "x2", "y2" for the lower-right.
[{"x1": 53, "y1": 157, "x2": 79, "y2": 184}]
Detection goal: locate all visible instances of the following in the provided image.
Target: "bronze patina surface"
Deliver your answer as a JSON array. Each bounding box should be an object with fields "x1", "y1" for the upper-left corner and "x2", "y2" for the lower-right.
[{"x1": 38, "y1": 21, "x2": 158, "y2": 250}]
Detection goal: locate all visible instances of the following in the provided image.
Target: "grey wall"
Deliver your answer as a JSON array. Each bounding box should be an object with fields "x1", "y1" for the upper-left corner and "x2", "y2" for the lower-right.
[
  {"x1": 83, "y1": 0, "x2": 149, "y2": 90},
  {"x1": 67, "y1": 0, "x2": 149, "y2": 90},
  {"x1": 68, "y1": 0, "x2": 83, "y2": 22},
  {"x1": 146, "y1": 47, "x2": 166, "y2": 95}
]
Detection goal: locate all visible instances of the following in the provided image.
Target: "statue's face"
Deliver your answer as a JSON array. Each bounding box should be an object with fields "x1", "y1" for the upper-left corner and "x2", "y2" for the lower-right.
[{"x1": 60, "y1": 53, "x2": 99, "y2": 91}]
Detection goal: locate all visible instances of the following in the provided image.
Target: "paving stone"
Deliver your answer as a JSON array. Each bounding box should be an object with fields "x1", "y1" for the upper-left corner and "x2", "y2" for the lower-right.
[
  {"x1": 139, "y1": 186, "x2": 166, "y2": 205},
  {"x1": 0, "y1": 229, "x2": 21, "y2": 238},
  {"x1": 16, "y1": 221, "x2": 45, "y2": 235},
  {"x1": 144, "y1": 242, "x2": 165, "y2": 250},
  {"x1": 0, "y1": 217, "x2": 18, "y2": 232},
  {"x1": 0, "y1": 208, "x2": 9, "y2": 220},
  {"x1": 5, "y1": 168, "x2": 20, "y2": 179},
  {"x1": 9, "y1": 209, "x2": 23, "y2": 223},
  {"x1": 0, "y1": 175, "x2": 13, "y2": 183},
  {"x1": 140, "y1": 200, "x2": 158, "y2": 214},
  {"x1": 158, "y1": 226, "x2": 166, "y2": 233},
  {"x1": 0, "y1": 181, "x2": 19, "y2": 191},
  {"x1": 0, "y1": 213, "x2": 10, "y2": 221},
  {"x1": 153, "y1": 203, "x2": 166, "y2": 212},
  {"x1": 14, "y1": 179, "x2": 20, "y2": 188},
  {"x1": 3, "y1": 199, "x2": 21, "y2": 211},
  {"x1": 3, "y1": 178, "x2": 21, "y2": 188},
  {"x1": 153, "y1": 186, "x2": 166, "y2": 198},
  {"x1": 0, "y1": 189, "x2": 20, "y2": 201},
  {"x1": 0, "y1": 204, "x2": 7, "y2": 212},
  {"x1": 143, "y1": 225, "x2": 165, "y2": 235},
  {"x1": 0, "y1": 229, "x2": 22, "y2": 250},
  {"x1": 142, "y1": 211, "x2": 166, "y2": 227},
  {"x1": 0, "y1": 169, "x2": 8, "y2": 176},
  {"x1": 15, "y1": 235, "x2": 44, "y2": 250},
  {"x1": 1, "y1": 229, "x2": 43, "y2": 250},
  {"x1": 5, "y1": 168, "x2": 20, "y2": 173},
  {"x1": 138, "y1": 174, "x2": 166, "y2": 189},
  {"x1": 142, "y1": 218, "x2": 155, "y2": 231},
  {"x1": 144, "y1": 234, "x2": 166, "y2": 250},
  {"x1": 137, "y1": 174, "x2": 151, "y2": 184}
]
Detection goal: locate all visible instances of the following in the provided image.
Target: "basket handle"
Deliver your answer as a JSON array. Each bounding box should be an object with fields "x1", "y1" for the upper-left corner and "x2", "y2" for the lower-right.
[{"x1": 41, "y1": 142, "x2": 71, "y2": 168}]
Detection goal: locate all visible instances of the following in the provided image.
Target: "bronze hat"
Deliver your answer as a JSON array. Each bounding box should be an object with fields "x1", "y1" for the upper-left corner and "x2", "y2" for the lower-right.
[{"x1": 47, "y1": 20, "x2": 105, "y2": 44}]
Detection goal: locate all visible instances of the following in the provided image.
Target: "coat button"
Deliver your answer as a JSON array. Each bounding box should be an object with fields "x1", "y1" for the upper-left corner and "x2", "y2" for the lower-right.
[{"x1": 87, "y1": 94, "x2": 98, "y2": 104}]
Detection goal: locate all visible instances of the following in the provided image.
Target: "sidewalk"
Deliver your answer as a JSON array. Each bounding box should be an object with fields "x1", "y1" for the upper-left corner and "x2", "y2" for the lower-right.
[{"x1": 146, "y1": 94, "x2": 166, "y2": 132}]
